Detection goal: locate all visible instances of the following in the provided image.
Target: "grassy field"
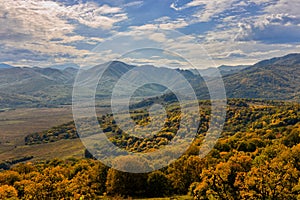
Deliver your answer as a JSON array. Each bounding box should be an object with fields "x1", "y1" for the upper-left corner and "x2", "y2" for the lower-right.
[
  {"x1": 0, "y1": 139, "x2": 85, "y2": 162},
  {"x1": 0, "y1": 107, "x2": 73, "y2": 145},
  {"x1": 0, "y1": 106, "x2": 114, "y2": 162},
  {"x1": 0, "y1": 107, "x2": 76, "y2": 161}
]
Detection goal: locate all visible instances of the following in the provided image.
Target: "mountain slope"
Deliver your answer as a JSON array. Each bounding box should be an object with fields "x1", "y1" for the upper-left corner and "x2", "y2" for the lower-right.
[
  {"x1": 223, "y1": 53, "x2": 300, "y2": 101},
  {"x1": 0, "y1": 67, "x2": 76, "y2": 108}
]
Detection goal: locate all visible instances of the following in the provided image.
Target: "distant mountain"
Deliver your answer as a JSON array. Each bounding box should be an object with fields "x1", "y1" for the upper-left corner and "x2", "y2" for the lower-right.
[
  {"x1": 90, "y1": 61, "x2": 191, "y2": 98},
  {"x1": 0, "y1": 67, "x2": 76, "y2": 108},
  {"x1": 49, "y1": 63, "x2": 80, "y2": 70},
  {"x1": 189, "y1": 65, "x2": 250, "y2": 77},
  {"x1": 0, "y1": 63, "x2": 14, "y2": 69},
  {"x1": 0, "y1": 53, "x2": 299, "y2": 109},
  {"x1": 141, "y1": 53, "x2": 300, "y2": 102}
]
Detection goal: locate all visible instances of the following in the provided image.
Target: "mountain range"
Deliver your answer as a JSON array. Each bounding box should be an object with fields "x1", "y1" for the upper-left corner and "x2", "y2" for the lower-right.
[
  {"x1": 0, "y1": 63, "x2": 14, "y2": 69},
  {"x1": 190, "y1": 64, "x2": 250, "y2": 77},
  {"x1": 0, "y1": 53, "x2": 299, "y2": 109}
]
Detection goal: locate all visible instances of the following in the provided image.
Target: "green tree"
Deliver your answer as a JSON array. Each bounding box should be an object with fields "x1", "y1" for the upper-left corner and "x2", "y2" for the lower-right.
[
  {"x1": 106, "y1": 156, "x2": 150, "y2": 197},
  {"x1": 147, "y1": 171, "x2": 171, "y2": 197}
]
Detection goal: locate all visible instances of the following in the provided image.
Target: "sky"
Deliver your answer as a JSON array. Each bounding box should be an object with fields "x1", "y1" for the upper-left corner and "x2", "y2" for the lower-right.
[{"x1": 1, "y1": 0, "x2": 300, "y2": 69}]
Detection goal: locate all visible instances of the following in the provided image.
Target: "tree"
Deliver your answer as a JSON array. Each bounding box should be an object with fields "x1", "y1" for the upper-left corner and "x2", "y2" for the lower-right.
[
  {"x1": 194, "y1": 153, "x2": 252, "y2": 200},
  {"x1": 147, "y1": 171, "x2": 171, "y2": 197},
  {"x1": 0, "y1": 170, "x2": 21, "y2": 185},
  {"x1": 244, "y1": 160, "x2": 299, "y2": 199},
  {"x1": 106, "y1": 156, "x2": 150, "y2": 197},
  {"x1": 167, "y1": 155, "x2": 204, "y2": 194},
  {"x1": 0, "y1": 185, "x2": 18, "y2": 199}
]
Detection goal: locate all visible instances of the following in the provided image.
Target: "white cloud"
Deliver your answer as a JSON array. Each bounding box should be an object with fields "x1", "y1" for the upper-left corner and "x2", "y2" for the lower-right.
[
  {"x1": 264, "y1": 0, "x2": 300, "y2": 17},
  {"x1": 170, "y1": 0, "x2": 239, "y2": 22},
  {"x1": 0, "y1": 0, "x2": 128, "y2": 65},
  {"x1": 157, "y1": 17, "x2": 189, "y2": 29},
  {"x1": 66, "y1": 3, "x2": 127, "y2": 29},
  {"x1": 123, "y1": 1, "x2": 144, "y2": 8},
  {"x1": 170, "y1": 3, "x2": 183, "y2": 11},
  {"x1": 120, "y1": 0, "x2": 300, "y2": 67},
  {"x1": 235, "y1": 14, "x2": 300, "y2": 43},
  {"x1": 149, "y1": 33, "x2": 167, "y2": 43}
]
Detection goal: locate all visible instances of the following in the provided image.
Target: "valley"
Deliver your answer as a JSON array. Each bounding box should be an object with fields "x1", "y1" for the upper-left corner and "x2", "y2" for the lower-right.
[{"x1": 0, "y1": 53, "x2": 299, "y2": 199}]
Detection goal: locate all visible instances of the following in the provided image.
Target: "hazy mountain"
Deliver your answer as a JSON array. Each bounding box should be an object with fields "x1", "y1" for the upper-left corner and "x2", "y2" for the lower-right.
[
  {"x1": 189, "y1": 65, "x2": 250, "y2": 77},
  {"x1": 0, "y1": 53, "x2": 299, "y2": 109},
  {"x1": 49, "y1": 63, "x2": 80, "y2": 70},
  {"x1": 0, "y1": 67, "x2": 75, "y2": 108},
  {"x1": 90, "y1": 61, "x2": 187, "y2": 98},
  {"x1": 0, "y1": 63, "x2": 14, "y2": 69},
  {"x1": 133, "y1": 53, "x2": 300, "y2": 103}
]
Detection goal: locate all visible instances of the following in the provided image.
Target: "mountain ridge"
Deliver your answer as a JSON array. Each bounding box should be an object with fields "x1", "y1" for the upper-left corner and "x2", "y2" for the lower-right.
[{"x1": 0, "y1": 53, "x2": 299, "y2": 108}]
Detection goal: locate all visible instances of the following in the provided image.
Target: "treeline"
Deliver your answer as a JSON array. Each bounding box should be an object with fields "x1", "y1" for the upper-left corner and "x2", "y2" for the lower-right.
[
  {"x1": 1, "y1": 99, "x2": 299, "y2": 199},
  {"x1": 25, "y1": 121, "x2": 77, "y2": 145},
  {"x1": 0, "y1": 156, "x2": 33, "y2": 171}
]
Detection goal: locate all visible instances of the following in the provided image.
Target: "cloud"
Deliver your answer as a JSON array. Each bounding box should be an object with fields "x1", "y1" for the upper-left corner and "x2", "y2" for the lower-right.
[
  {"x1": 127, "y1": 17, "x2": 189, "y2": 33},
  {"x1": 235, "y1": 0, "x2": 300, "y2": 43},
  {"x1": 149, "y1": 33, "x2": 167, "y2": 43},
  {"x1": 0, "y1": 0, "x2": 128, "y2": 64},
  {"x1": 235, "y1": 14, "x2": 300, "y2": 43},
  {"x1": 170, "y1": 0, "x2": 239, "y2": 22},
  {"x1": 1, "y1": 0, "x2": 300, "y2": 68},
  {"x1": 155, "y1": 17, "x2": 189, "y2": 29},
  {"x1": 66, "y1": 3, "x2": 127, "y2": 29},
  {"x1": 123, "y1": 1, "x2": 144, "y2": 8},
  {"x1": 264, "y1": 0, "x2": 300, "y2": 17},
  {"x1": 170, "y1": 3, "x2": 183, "y2": 11}
]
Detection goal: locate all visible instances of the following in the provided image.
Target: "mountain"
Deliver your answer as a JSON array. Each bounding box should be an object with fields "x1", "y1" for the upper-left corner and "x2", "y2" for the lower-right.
[
  {"x1": 49, "y1": 63, "x2": 80, "y2": 70},
  {"x1": 218, "y1": 65, "x2": 250, "y2": 76},
  {"x1": 90, "y1": 61, "x2": 191, "y2": 99},
  {"x1": 0, "y1": 67, "x2": 76, "y2": 108},
  {"x1": 189, "y1": 65, "x2": 250, "y2": 77},
  {"x1": 0, "y1": 53, "x2": 299, "y2": 109},
  {"x1": 223, "y1": 53, "x2": 300, "y2": 101},
  {"x1": 131, "y1": 53, "x2": 300, "y2": 103},
  {"x1": 0, "y1": 63, "x2": 14, "y2": 69}
]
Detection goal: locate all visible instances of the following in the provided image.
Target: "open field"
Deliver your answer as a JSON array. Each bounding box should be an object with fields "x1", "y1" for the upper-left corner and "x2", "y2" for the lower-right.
[
  {"x1": 0, "y1": 106, "x2": 113, "y2": 162},
  {"x1": 0, "y1": 138, "x2": 85, "y2": 162},
  {"x1": 0, "y1": 107, "x2": 74, "y2": 159},
  {"x1": 0, "y1": 107, "x2": 73, "y2": 144}
]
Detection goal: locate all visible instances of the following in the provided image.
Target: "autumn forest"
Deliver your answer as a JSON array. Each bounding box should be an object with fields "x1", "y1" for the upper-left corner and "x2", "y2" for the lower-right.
[{"x1": 0, "y1": 99, "x2": 300, "y2": 199}]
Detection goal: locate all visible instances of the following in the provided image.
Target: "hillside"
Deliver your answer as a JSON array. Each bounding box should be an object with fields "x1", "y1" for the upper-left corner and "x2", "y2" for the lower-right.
[
  {"x1": 0, "y1": 67, "x2": 76, "y2": 108},
  {"x1": 223, "y1": 53, "x2": 300, "y2": 101}
]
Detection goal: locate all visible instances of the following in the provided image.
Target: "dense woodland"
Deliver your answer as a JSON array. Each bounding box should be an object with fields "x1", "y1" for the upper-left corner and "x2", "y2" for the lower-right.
[{"x1": 1, "y1": 99, "x2": 300, "y2": 199}]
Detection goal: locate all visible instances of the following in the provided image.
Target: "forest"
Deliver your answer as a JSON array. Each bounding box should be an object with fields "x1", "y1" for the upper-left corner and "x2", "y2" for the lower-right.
[{"x1": 0, "y1": 99, "x2": 300, "y2": 199}]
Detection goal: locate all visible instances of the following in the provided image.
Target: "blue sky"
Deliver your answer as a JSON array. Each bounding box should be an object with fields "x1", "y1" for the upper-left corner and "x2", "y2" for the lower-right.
[{"x1": 1, "y1": 0, "x2": 300, "y2": 68}]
